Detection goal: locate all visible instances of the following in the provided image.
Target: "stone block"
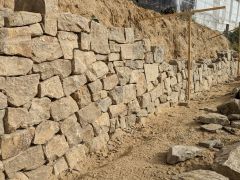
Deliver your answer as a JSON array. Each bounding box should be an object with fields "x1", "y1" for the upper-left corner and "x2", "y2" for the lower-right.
[
  {"x1": 133, "y1": 41, "x2": 145, "y2": 59},
  {"x1": 125, "y1": 28, "x2": 134, "y2": 43},
  {"x1": 58, "y1": 31, "x2": 78, "y2": 59},
  {"x1": 144, "y1": 64, "x2": 159, "y2": 82},
  {"x1": 65, "y1": 145, "x2": 87, "y2": 169},
  {"x1": 90, "y1": 21, "x2": 110, "y2": 54},
  {"x1": 89, "y1": 133, "x2": 109, "y2": 154},
  {"x1": 0, "y1": 27, "x2": 31, "y2": 57},
  {"x1": 32, "y1": 36, "x2": 63, "y2": 62},
  {"x1": 51, "y1": 96, "x2": 79, "y2": 121},
  {"x1": 109, "y1": 104, "x2": 127, "y2": 118},
  {"x1": 109, "y1": 53, "x2": 120, "y2": 61},
  {"x1": 40, "y1": 76, "x2": 64, "y2": 99},
  {"x1": 150, "y1": 84, "x2": 164, "y2": 102},
  {"x1": 33, "y1": 59, "x2": 71, "y2": 80},
  {"x1": 123, "y1": 84, "x2": 137, "y2": 104},
  {"x1": 152, "y1": 46, "x2": 164, "y2": 63},
  {"x1": 145, "y1": 52, "x2": 154, "y2": 64},
  {"x1": 25, "y1": 165, "x2": 53, "y2": 180},
  {"x1": 3, "y1": 146, "x2": 45, "y2": 176},
  {"x1": 109, "y1": 86, "x2": 123, "y2": 104},
  {"x1": 115, "y1": 67, "x2": 132, "y2": 85},
  {"x1": 34, "y1": 121, "x2": 59, "y2": 144},
  {"x1": 0, "y1": 56, "x2": 33, "y2": 76},
  {"x1": 54, "y1": 157, "x2": 68, "y2": 175},
  {"x1": 43, "y1": 13, "x2": 57, "y2": 36},
  {"x1": 1, "y1": 128, "x2": 35, "y2": 159},
  {"x1": 88, "y1": 79, "x2": 103, "y2": 94},
  {"x1": 72, "y1": 86, "x2": 92, "y2": 108},
  {"x1": 0, "y1": 110, "x2": 5, "y2": 135},
  {"x1": 76, "y1": 103, "x2": 102, "y2": 124},
  {"x1": 4, "y1": 74, "x2": 40, "y2": 107},
  {"x1": 91, "y1": 61, "x2": 109, "y2": 78},
  {"x1": 92, "y1": 113, "x2": 110, "y2": 135},
  {"x1": 6, "y1": 11, "x2": 42, "y2": 27},
  {"x1": 80, "y1": 32, "x2": 91, "y2": 50},
  {"x1": 29, "y1": 23, "x2": 43, "y2": 37},
  {"x1": 58, "y1": 13, "x2": 90, "y2": 33},
  {"x1": 0, "y1": 92, "x2": 7, "y2": 109},
  {"x1": 44, "y1": 135, "x2": 69, "y2": 160},
  {"x1": 97, "y1": 97, "x2": 112, "y2": 113},
  {"x1": 109, "y1": 27, "x2": 125, "y2": 43},
  {"x1": 109, "y1": 41, "x2": 121, "y2": 52},
  {"x1": 63, "y1": 75, "x2": 87, "y2": 96},
  {"x1": 103, "y1": 74, "x2": 119, "y2": 90},
  {"x1": 121, "y1": 44, "x2": 134, "y2": 60}
]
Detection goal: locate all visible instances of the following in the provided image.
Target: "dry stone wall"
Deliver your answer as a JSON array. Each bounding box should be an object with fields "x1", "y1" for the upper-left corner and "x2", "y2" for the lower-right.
[{"x1": 0, "y1": 1, "x2": 238, "y2": 179}]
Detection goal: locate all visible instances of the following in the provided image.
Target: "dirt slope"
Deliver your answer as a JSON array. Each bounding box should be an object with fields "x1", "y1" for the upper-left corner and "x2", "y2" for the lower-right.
[{"x1": 59, "y1": 0, "x2": 229, "y2": 60}]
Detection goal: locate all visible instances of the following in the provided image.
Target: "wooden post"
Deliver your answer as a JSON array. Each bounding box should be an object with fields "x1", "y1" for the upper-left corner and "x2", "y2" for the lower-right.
[
  {"x1": 187, "y1": 14, "x2": 192, "y2": 102},
  {"x1": 238, "y1": 22, "x2": 240, "y2": 76}
]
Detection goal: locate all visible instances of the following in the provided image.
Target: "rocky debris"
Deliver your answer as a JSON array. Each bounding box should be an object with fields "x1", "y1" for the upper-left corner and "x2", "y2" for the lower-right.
[
  {"x1": 4, "y1": 74, "x2": 40, "y2": 107},
  {"x1": 3, "y1": 146, "x2": 45, "y2": 176},
  {"x1": 6, "y1": 11, "x2": 42, "y2": 27},
  {"x1": 173, "y1": 170, "x2": 229, "y2": 180},
  {"x1": 0, "y1": 56, "x2": 33, "y2": 76},
  {"x1": 0, "y1": 27, "x2": 32, "y2": 57},
  {"x1": 196, "y1": 113, "x2": 230, "y2": 125},
  {"x1": 32, "y1": 36, "x2": 63, "y2": 62},
  {"x1": 51, "y1": 96, "x2": 79, "y2": 121},
  {"x1": 217, "y1": 99, "x2": 240, "y2": 115},
  {"x1": 167, "y1": 145, "x2": 202, "y2": 165},
  {"x1": 34, "y1": 121, "x2": 59, "y2": 145},
  {"x1": 199, "y1": 139, "x2": 223, "y2": 149},
  {"x1": 213, "y1": 142, "x2": 240, "y2": 180},
  {"x1": 200, "y1": 124, "x2": 222, "y2": 133}
]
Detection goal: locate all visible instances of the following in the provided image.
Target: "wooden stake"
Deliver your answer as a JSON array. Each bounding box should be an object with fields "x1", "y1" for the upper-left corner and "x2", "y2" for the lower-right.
[{"x1": 187, "y1": 14, "x2": 192, "y2": 102}]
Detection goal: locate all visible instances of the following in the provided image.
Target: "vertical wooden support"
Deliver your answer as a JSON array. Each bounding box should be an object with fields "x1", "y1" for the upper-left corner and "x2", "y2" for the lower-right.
[
  {"x1": 238, "y1": 22, "x2": 240, "y2": 76},
  {"x1": 187, "y1": 14, "x2": 192, "y2": 102}
]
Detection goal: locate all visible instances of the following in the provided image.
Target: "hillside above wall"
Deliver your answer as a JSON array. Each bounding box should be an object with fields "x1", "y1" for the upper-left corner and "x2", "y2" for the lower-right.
[{"x1": 58, "y1": 0, "x2": 229, "y2": 61}]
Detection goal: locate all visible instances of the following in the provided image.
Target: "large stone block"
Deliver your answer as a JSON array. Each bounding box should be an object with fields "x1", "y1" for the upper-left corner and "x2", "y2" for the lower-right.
[
  {"x1": 34, "y1": 121, "x2": 59, "y2": 145},
  {"x1": 63, "y1": 75, "x2": 87, "y2": 96},
  {"x1": 33, "y1": 59, "x2": 71, "y2": 80},
  {"x1": 44, "y1": 135, "x2": 69, "y2": 160},
  {"x1": 144, "y1": 64, "x2": 159, "y2": 82},
  {"x1": 51, "y1": 96, "x2": 79, "y2": 121},
  {"x1": 58, "y1": 13, "x2": 90, "y2": 33},
  {"x1": 40, "y1": 76, "x2": 64, "y2": 99},
  {"x1": 6, "y1": 11, "x2": 42, "y2": 27},
  {"x1": 1, "y1": 128, "x2": 35, "y2": 159},
  {"x1": 3, "y1": 146, "x2": 45, "y2": 176},
  {"x1": 90, "y1": 21, "x2": 110, "y2": 54},
  {"x1": 32, "y1": 36, "x2": 63, "y2": 62},
  {"x1": 4, "y1": 74, "x2": 40, "y2": 107},
  {"x1": 103, "y1": 74, "x2": 119, "y2": 90},
  {"x1": 77, "y1": 103, "x2": 102, "y2": 124},
  {"x1": 60, "y1": 115, "x2": 82, "y2": 146},
  {"x1": 0, "y1": 56, "x2": 33, "y2": 76},
  {"x1": 58, "y1": 31, "x2": 78, "y2": 59},
  {"x1": 72, "y1": 86, "x2": 92, "y2": 108},
  {"x1": 0, "y1": 27, "x2": 32, "y2": 57}
]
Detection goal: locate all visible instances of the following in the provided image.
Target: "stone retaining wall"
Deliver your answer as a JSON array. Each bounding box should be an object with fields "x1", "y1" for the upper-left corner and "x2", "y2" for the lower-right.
[{"x1": 0, "y1": 1, "x2": 238, "y2": 179}]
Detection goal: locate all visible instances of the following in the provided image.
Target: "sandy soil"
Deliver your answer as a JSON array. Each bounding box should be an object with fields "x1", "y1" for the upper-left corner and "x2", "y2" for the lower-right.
[
  {"x1": 60, "y1": 81, "x2": 240, "y2": 180},
  {"x1": 59, "y1": 0, "x2": 229, "y2": 61}
]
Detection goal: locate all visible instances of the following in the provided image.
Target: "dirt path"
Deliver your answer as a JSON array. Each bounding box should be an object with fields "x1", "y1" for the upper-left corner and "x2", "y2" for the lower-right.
[{"x1": 61, "y1": 81, "x2": 240, "y2": 180}]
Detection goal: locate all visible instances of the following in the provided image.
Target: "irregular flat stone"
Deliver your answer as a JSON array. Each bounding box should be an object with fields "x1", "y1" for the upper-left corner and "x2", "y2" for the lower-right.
[
  {"x1": 196, "y1": 113, "x2": 230, "y2": 125},
  {"x1": 228, "y1": 114, "x2": 240, "y2": 121},
  {"x1": 29, "y1": 97, "x2": 51, "y2": 125},
  {"x1": 0, "y1": 56, "x2": 33, "y2": 76},
  {"x1": 103, "y1": 75, "x2": 119, "y2": 90},
  {"x1": 167, "y1": 145, "x2": 202, "y2": 165},
  {"x1": 0, "y1": 110, "x2": 5, "y2": 135},
  {"x1": 60, "y1": 115, "x2": 83, "y2": 146},
  {"x1": 3, "y1": 146, "x2": 45, "y2": 176},
  {"x1": 51, "y1": 96, "x2": 79, "y2": 121},
  {"x1": 4, "y1": 74, "x2": 40, "y2": 107},
  {"x1": 39, "y1": 76, "x2": 64, "y2": 99},
  {"x1": 25, "y1": 165, "x2": 53, "y2": 180},
  {"x1": 1, "y1": 128, "x2": 35, "y2": 160},
  {"x1": 34, "y1": 121, "x2": 59, "y2": 145},
  {"x1": 213, "y1": 142, "x2": 240, "y2": 180},
  {"x1": 77, "y1": 103, "x2": 102, "y2": 124},
  {"x1": 63, "y1": 75, "x2": 87, "y2": 96},
  {"x1": 6, "y1": 11, "x2": 42, "y2": 27},
  {"x1": 0, "y1": 27, "x2": 32, "y2": 57},
  {"x1": 109, "y1": 104, "x2": 127, "y2": 118},
  {"x1": 90, "y1": 21, "x2": 110, "y2": 54},
  {"x1": 0, "y1": 92, "x2": 7, "y2": 109},
  {"x1": 53, "y1": 157, "x2": 68, "y2": 175},
  {"x1": 144, "y1": 64, "x2": 159, "y2": 82},
  {"x1": 217, "y1": 99, "x2": 240, "y2": 115},
  {"x1": 33, "y1": 59, "x2": 71, "y2": 80},
  {"x1": 71, "y1": 86, "x2": 92, "y2": 108},
  {"x1": 44, "y1": 135, "x2": 69, "y2": 160},
  {"x1": 91, "y1": 61, "x2": 109, "y2": 78},
  {"x1": 58, "y1": 13, "x2": 90, "y2": 33},
  {"x1": 199, "y1": 139, "x2": 223, "y2": 149},
  {"x1": 201, "y1": 124, "x2": 223, "y2": 133},
  {"x1": 29, "y1": 23, "x2": 43, "y2": 37},
  {"x1": 65, "y1": 145, "x2": 87, "y2": 169},
  {"x1": 5, "y1": 107, "x2": 33, "y2": 133},
  {"x1": 58, "y1": 31, "x2": 78, "y2": 59},
  {"x1": 32, "y1": 36, "x2": 63, "y2": 62},
  {"x1": 174, "y1": 170, "x2": 229, "y2": 180}
]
